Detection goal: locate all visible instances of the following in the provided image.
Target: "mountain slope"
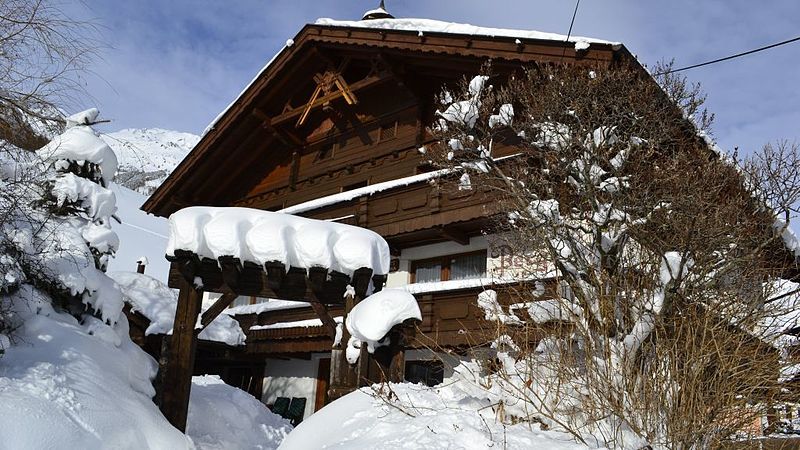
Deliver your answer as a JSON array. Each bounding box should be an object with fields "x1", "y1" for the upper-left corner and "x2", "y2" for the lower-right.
[{"x1": 102, "y1": 128, "x2": 199, "y2": 195}]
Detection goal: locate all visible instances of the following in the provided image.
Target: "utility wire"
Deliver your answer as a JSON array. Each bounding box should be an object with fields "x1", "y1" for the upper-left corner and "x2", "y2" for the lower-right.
[
  {"x1": 560, "y1": 0, "x2": 582, "y2": 60},
  {"x1": 657, "y1": 34, "x2": 800, "y2": 75}
]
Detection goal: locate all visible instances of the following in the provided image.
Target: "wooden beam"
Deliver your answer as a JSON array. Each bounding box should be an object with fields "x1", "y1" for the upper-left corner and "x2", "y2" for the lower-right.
[
  {"x1": 306, "y1": 289, "x2": 339, "y2": 340},
  {"x1": 273, "y1": 72, "x2": 392, "y2": 127},
  {"x1": 439, "y1": 226, "x2": 470, "y2": 245},
  {"x1": 252, "y1": 108, "x2": 304, "y2": 147},
  {"x1": 199, "y1": 292, "x2": 238, "y2": 331},
  {"x1": 157, "y1": 275, "x2": 203, "y2": 432}
]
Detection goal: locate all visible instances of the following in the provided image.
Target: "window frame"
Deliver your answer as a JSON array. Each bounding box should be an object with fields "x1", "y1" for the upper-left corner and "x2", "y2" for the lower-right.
[{"x1": 409, "y1": 250, "x2": 487, "y2": 284}]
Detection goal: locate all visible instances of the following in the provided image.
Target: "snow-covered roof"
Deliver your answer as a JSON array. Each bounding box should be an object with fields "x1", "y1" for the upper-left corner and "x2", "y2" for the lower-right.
[
  {"x1": 109, "y1": 271, "x2": 246, "y2": 346},
  {"x1": 201, "y1": 18, "x2": 618, "y2": 138},
  {"x1": 224, "y1": 299, "x2": 310, "y2": 316},
  {"x1": 167, "y1": 207, "x2": 390, "y2": 276},
  {"x1": 314, "y1": 18, "x2": 618, "y2": 47},
  {"x1": 250, "y1": 316, "x2": 342, "y2": 331},
  {"x1": 401, "y1": 274, "x2": 554, "y2": 295}
]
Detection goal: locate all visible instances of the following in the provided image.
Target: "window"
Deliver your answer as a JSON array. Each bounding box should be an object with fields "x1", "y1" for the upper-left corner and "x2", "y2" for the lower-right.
[
  {"x1": 378, "y1": 121, "x2": 397, "y2": 141},
  {"x1": 411, "y1": 250, "x2": 487, "y2": 283},
  {"x1": 405, "y1": 361, "x2": 444, "y2": 386}
]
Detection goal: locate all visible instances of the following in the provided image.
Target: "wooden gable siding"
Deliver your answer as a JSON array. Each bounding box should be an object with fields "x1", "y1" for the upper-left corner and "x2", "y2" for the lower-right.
[
  {"x1": 143, "y1": 22, "x2": 627, "y2": 217},
  {"x1": 241, "y1": 91, "x2": 420, "y2": 205}
]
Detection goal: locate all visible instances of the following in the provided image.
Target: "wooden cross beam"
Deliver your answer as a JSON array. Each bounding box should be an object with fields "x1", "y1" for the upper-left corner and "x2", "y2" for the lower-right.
[
  {"x1": 438, "y1": 226, "x2": 470, "y2": 246},
  {"x1": 199, "y1": 292, "x2": 238, "y2": 331},
  {"x1": 271, "y1": 71, "x2": 392, "y2": 128},
  {"x1": 251, "y1": 108, "x2": 304, "y2": 147}
]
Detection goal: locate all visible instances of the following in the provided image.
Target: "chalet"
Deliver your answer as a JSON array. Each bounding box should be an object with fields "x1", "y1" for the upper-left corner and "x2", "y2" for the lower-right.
[{"x1": 136, "y1": 5, "x2": 799, "y2": 430}]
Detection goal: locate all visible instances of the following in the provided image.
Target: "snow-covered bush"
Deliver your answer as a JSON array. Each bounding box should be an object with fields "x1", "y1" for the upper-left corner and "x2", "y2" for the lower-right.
[
  {"x1": 1, "y1": 108, "x2": 122, "y2": 328},
  {"x1": 423, "y1": 64, "x2": 800, "y2": 448}
]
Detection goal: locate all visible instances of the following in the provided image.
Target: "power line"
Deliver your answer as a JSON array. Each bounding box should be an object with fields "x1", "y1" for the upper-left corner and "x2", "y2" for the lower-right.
[
  {"x1": 565, "y1": 0, "x2": 581, "y2": 42},
  {"x1": 560, "y1": 0, "x2": 582, "y2": 60},
  {"x1": 657, "y1": 34, "x2": 800, "y2": 75}
]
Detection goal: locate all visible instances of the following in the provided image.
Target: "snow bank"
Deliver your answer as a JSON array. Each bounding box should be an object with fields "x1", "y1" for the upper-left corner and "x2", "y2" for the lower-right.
[
  {"x1": 279, "y1": 373, "x2": 591, "y2": 450},
  {"x1": 315, "y1": 17, "x2": 618, "y2": 47},
  {"x1": 0, "y1": 286, "x2": 192, "y2": 449},
  {"x1": 167, "y1": 207, "x2": 390, "y2": 276},
  {"x1": 346, "y1": 288, "x2": 421, "y2": 356},
  {"x1": 110, "y1": 271, "x2": 246, "y2": 346},
  {"x1": 38, "y1": 109, "x2": 118, "y2": 185},
  {"x1": 187, "y1": 375, "x2": 291, "y2": 449}
]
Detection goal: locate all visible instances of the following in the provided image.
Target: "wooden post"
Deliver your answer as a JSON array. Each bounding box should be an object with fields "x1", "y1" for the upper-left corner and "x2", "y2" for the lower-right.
[
  {"x1": 388, "y1": 326, "x2": 406, "y2": 383},
  {"x1": 328, "y1": 290, "x2": 361, "y2": 401},
  {"x1": 157, "y1": 276, "x2": 203, "y2": 432}
]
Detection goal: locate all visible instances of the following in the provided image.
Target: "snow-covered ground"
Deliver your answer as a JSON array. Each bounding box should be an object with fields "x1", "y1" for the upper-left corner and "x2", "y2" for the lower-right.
[
  {"x1": 279, "y1": 373, "x2": 593, "y2": 450},
  {"x1": 189, "y1": 375, "x2": 291, "y2": 449},
  {"x1": 0, "y1": 286, "x2": 287, "y2": 449},
  {"x1": 0, "y1": 286, "x2": 191, "y2": 449}
]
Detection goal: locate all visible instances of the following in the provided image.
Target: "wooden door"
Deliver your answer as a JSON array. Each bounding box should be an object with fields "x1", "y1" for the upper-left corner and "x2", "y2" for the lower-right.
[{"x1": 314, "y1": 358, "x2": 331, "y2": 411}]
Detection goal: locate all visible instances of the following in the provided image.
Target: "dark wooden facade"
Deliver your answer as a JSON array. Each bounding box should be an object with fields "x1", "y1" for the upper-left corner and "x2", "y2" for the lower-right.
[
  {"x1": 141, "y1": 20, "x2": 634, "y2": 349},
  {"x1": 140, "y1": 19, "x2": 639, "y2": 426}
]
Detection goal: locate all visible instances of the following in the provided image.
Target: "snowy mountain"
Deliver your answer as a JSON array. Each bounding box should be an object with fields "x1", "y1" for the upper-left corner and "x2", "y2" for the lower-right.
[{"x1": 101, "y1": 128, "x2": 199, "y2": 195}]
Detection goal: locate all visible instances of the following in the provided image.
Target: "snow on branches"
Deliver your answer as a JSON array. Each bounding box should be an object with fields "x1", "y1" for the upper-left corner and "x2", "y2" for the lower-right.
[
  {"x1": 427, "y1": 64, "x2": 800, "y2": 447},
  {"x1": 1, "y1": 108, "x2": 123, "y2": 323}
]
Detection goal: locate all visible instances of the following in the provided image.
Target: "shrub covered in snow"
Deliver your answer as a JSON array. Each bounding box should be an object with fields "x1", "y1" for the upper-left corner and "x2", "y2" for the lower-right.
[{"x1": 422, "y1": 64, "x2": 800, "y2": 448}]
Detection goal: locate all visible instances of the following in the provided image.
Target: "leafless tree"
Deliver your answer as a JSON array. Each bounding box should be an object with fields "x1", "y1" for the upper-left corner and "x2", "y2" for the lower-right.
[
  {"x1": 0, "y1": 0, "x2": 98, "y2": 147},
  {"x1": 424, "y1": 62, "x2": 800, "y2": 448}
]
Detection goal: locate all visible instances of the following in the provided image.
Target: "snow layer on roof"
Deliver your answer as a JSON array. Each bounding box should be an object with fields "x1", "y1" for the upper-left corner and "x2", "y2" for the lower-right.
[
  {"x1": 775, "y1": 218, "x2": 800, "y2": 258},
  {"x1": 224, "y1": 299, "x2": 310, "y2": 316},
  {"x1": 401, "y1": 274, "x2": 554, "y2": 295},
  {"x1": 315, "y1": 17, "x2": 618, "y2": 46},
  {"x1": 109, "y1": 271, "x2": 246, "y2": 346},
  {"x1": 279, "y1": 169, "x2": 448, "y2": 215},
  {"x1": 250, "y1": 316, "x2": 342, "y2": 331},
  {"x1": 167, "y1": 207, "x2": 390, "y2": 276}
]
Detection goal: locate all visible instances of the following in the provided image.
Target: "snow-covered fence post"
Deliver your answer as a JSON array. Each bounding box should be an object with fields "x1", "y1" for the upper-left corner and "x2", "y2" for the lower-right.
[{"x1": 156, "y1": 257, "x2": 204, "y2": 432}]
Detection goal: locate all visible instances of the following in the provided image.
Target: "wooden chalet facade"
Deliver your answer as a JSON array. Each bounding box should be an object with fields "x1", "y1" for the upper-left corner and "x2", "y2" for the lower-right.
[{"x1": 140, "y1": 12, "x2": 640, "y2": 424}]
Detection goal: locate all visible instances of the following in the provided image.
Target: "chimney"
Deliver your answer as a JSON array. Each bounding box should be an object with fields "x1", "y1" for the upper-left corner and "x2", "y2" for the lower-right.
[
  {"x1": 136, "y1": 256, "x2": 149, "y2": 274},
  {"x1": 362, "y1": 0, "x2": 394, "y2": 20}
]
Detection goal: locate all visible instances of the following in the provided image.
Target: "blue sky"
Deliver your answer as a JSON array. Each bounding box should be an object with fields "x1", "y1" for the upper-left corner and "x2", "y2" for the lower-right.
[{"x1": 70, "y1": 0, "x2": 800, "y2": 157}]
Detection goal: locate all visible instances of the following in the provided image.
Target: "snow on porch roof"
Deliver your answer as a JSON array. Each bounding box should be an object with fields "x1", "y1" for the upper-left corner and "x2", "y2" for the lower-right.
[{"x1": 166, "y1": 207, "x2": 390, "y2": 276}]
